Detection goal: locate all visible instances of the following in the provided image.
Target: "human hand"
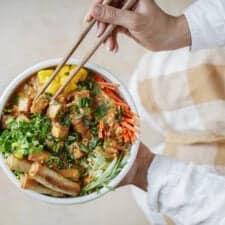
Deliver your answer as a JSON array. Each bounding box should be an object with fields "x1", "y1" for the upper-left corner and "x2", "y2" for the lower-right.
[
  {"x1": 118, "y1": 142, "x2": 155, "y2": 191},
  {"x1": 85, "y1": 0, "x2": 191, "y2": 52}
]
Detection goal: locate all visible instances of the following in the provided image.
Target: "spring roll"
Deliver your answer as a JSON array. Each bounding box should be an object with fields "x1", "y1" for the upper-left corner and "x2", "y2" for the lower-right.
[
  {"x1": 20, "y1": 174, "x2": 64, "y2": 197},
  {"x1": 29, "y1": 162, "x2": 80, "y2": 196},
  {"x1": 28, "y1": 151, "x2": 51, "y2": 163},
  {"x1": 6, "y1": 155, "x2": 31, "y2": 173},
  {"x1": 57, "y1": 168, "x2": 80, "y2": 181}
]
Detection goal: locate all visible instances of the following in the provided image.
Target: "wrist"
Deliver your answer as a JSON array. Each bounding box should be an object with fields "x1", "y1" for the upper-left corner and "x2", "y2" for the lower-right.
[
  {"x1": 131, "y1": 144, "x2": 155, "y2": 191},
  {"x1": 167, "y1": 15, "x2": 191, "y2": 50},
  {"x1": 118, "y1": 143, "x2": 155, "y2": 190}
]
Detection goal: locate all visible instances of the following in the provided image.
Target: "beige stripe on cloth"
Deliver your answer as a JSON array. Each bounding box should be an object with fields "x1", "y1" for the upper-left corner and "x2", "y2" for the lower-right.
[
  {"x1": 138, "y1": 64, "x2": 225, "y2": 114},
  {"x1": 188, "y1": 64, "x2": 225, "y2": 104},
  {"x1": 138, "y1": 70, "x2": 192, "y2": 112},
  {"x1": 138, "y1": 79, "x2": 161, "y2": 113},
  {"x1": 132, "y1": 47, "x2": 225, "y2": 168},
  {"x1": 164, "y1": 215, "x2": 176, "y2": 225},
  {"x1": 130, "y1": 47, "x2": 225, "y2": 225},
  {"x1": 166, "y1": 132, "x2": 225, "y2": 145}
]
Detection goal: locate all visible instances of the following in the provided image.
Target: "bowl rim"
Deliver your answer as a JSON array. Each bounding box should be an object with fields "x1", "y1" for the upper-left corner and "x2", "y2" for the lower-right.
[{"x1": 0, "y1": 58, "x2": 140, "y2": 205}]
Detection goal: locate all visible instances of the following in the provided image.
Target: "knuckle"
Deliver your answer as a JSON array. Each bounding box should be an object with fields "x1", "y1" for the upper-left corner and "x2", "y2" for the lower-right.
[
  {"x1": 106, "y1": 8, "x2": 117, "y2": 20},
  {"x1": 99, "y1": 6, "x2": 106, "y2": 18},
  {"x1": 130, "y1": 15, "x2": 143, "y2": 31}
]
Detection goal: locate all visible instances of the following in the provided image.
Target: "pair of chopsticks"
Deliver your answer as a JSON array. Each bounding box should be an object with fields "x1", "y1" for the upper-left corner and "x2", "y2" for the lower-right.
[{"x1": 35, "y1": 0, "x2": 137, "y2": 102}]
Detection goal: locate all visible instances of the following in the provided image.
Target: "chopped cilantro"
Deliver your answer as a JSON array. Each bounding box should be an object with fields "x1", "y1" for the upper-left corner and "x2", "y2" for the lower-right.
[
  {"x1": 78, "y1": 79, "x2": 100, "y2": 95},
  {"x1": 78, "y1": 97, "x2": 92, "y2": 108},
  {"x1": 45, "y1": 93, "x2": 53, "y2": 100},
  {"x1": 89, "y1": 137, "x2": 103, "y2": 150},
  {"x1": 94, "y1": 104, "x2": 108, "y2": 119},
  {"x1": 0, "y1": 114, "x2": 51, "y2": 157},
  {"x1": 61, "y1": 116, "x2": 71, "y2": 127},
  {"x1": 80, "y1": 144, "x2": 89, "y2": 153},
  {"x1": 116, "y1": 106, "x2": 123, "y2": 122}
]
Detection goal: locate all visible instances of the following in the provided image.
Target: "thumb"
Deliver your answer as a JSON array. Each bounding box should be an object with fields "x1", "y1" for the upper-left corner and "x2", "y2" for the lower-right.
[{"x1": 91, "y1": 4, "x2": 140, "y2": 30}]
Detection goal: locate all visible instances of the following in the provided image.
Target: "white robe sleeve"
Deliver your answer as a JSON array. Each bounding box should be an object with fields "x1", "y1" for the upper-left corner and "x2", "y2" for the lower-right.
[
  {"x1": 184, "y1": 0, "x2": 225, "y2": 50},
  {"x1": 147, "y1": 155, "x2": 225, "y2": 225}
]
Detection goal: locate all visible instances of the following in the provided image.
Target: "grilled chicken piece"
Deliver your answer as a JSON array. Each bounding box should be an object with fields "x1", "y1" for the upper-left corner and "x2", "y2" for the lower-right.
[
  {"x1": 67, "y1": 90, "x2": 90, "y2": 101},
  {"x1": 51, "y1": 121, "x2": 69, "y2": 139},
  {"x1": 30, "y1": 96, "x2": 49, "y2": 114},
  {"x1": 47, "y1": 101, "x2": 63, "y2": 120},
  {"x1": 71, "y1": 119, "x2": 88, "y2": 136},
  {"x1": 18, "y1": 97, "x2": 31, "y2": 113},
  {"x1": 73, "y1": 149, "x2": 84, "y2": 159},
  {"x1": 69, "y1": 143, "x2": 84, "y2": 160}
]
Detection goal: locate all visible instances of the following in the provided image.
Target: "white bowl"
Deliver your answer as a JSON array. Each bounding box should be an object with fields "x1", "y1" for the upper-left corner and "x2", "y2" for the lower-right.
[{"x1": 0, "y1": 58, "x2": 140, "y2": 204}]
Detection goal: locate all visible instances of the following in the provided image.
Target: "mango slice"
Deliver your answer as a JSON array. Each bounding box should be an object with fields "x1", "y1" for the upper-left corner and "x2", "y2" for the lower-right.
[{"x1": 37, "y1": 65, "x2": 88, "y2": 94}]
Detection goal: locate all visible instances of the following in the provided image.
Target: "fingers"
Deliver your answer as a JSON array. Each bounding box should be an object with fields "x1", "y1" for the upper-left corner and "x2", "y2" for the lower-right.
[
  {"x1": 85, "y1": 0, "x2": 103, "y2": 22},
  {"x1": 106, "y1": 36, "x2": 115, "y2": 52},
  {"x1": 104, "y1": 26, "x2": 132, "y2": 52},
  {"x1": 90, "y1": 3, "x2": 141, "y2": 30},
  {"x1": 97, "y1": 21, "x2": 107, "y2": 37},
  {"x1": 104, "y1": 28, "x2": 120, "y2": 52}
]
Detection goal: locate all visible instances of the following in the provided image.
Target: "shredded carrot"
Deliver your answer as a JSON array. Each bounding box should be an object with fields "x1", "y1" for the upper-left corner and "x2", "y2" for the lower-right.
[
  {"x1": 114, "y1": 101, "x2": 130, "y2": 109},
  {"x1": 123, "y1": 112, "x2": 133, "y2": 118},
  {"x1": 96, "y1": 76, "x2": 139, "y2": 144},
  {"x1": 123, "y1": 131, "x2": 129, "y2": 143},
  {"x1": 124, "y1": 117, "x2": 140, "y2": 126},
  {"x1": 97, "y1": 82, "x2": 120, "y2": 88},
  {"x1": 94, "y1": 74, "x2": 106, "y2": 82},
  {"x1": 121, "y1": 122, "x2": 137, "y2": 133},
  {"x1": 98, "y1": 120, "x2": 104, "y2": 139}
]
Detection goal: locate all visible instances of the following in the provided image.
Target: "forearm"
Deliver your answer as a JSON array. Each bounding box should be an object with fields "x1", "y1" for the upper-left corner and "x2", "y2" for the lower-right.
[
  {"x1": 132, "y1": 145, "x2": 155, "y2": 190},
  {"x1": 119, "y1": 143, "x2": 155, "y2": 191},
  {"x1": 166, "y1": 15, "x2": 191, "y2": 50},
  {"x1": 140, "y1": 3, "x2": 192, "y2": 51}
]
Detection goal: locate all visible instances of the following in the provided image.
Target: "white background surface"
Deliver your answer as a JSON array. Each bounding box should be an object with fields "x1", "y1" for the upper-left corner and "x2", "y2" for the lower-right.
[{"x1": 0, "y1": 0, "x2": 191, "y2": 224}]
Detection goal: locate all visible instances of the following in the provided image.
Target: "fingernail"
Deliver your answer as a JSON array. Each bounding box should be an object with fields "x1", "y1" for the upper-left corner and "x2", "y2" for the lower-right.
[
  {"x1": 93, "y1": 5, "x2": 102, "y2": 17},
  {"x1": 113, "y1": 48, "x2": 118, "y2": 54},
  {"x1": 84, "y1": 13, "x2": 91, "y2": 22},
  {"x1": 97, "y1": 28, "x2": 101, "y2": 37},
  {"x1": 107, "y1": 45, "x2": 111, "y2": 52}
]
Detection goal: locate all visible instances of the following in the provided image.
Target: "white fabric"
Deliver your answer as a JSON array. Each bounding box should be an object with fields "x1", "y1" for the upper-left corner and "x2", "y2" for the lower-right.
[
  {"x1": 129, "y1": 47, "x2": 225, "y2": 224},
  {"x1": 148, "y1": 155, "x2": 225, "y2": 225},
  {"x1": 184, "y1": 0, "x2": 225, "y2": 50},
  {"x1": 129, "y1": 1, "x2": 225, "y2": 224}
]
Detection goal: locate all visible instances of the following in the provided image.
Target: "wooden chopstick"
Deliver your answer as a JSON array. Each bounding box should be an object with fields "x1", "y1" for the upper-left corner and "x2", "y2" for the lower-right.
[
  {"x1": 51, "y1": 0, "x2": 137, "y2": 101},
  {"x1": 34, "y1": 0, "x2": 113, "y2": 102}
]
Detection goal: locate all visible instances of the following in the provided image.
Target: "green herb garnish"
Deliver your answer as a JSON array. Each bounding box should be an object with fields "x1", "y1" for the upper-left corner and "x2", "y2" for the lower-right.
[
  {"x1": 78, "y1": 79, "x2": 100, "y2": 95},
  {"x1": 80, "y1": 144, "x2": 89, "y2": 153},
  {"x1": 94, "y1": 104, "x2": 108, "y2": 119},
  {"x1": 61, "y1": 116, "x2": 71, "y2": 127},
  {"x1": 0, "y1": 114, "x2": 51, "y2": 157},
  {"x1": 89, "y1": 137, "x2": 103, "y2": 150},
  {"x1": 78, "y1": 97, "x2": 92, "y2": 108}
]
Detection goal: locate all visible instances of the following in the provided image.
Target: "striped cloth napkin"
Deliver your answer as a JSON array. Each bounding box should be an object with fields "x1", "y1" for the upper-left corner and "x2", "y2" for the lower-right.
[{"x1": 130, "y1": 46, "x2": 225, "y2": 173}]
